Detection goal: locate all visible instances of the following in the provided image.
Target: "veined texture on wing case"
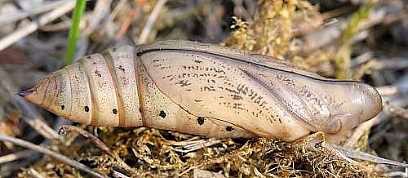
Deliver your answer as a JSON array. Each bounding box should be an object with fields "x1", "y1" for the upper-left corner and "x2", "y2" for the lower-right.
[{"x1": 19, "y1": 40, "x2": 383, "y2": 142}]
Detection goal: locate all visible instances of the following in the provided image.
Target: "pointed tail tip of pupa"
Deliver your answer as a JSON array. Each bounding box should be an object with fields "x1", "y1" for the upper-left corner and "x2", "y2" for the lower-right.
[{"x1": 17, "y1": 84, "x2": 36, "y2": 98}]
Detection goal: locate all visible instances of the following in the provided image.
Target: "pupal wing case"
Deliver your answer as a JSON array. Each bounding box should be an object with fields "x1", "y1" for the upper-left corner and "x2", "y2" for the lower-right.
[{"x1": 20, "y1": 40, "x2": 383, "y2": 142}]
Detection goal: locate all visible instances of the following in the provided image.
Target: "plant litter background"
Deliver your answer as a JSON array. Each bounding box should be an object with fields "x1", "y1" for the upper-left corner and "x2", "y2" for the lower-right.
[{"x1": 0, "y1": 0, "x2": 407, "y2": 177}]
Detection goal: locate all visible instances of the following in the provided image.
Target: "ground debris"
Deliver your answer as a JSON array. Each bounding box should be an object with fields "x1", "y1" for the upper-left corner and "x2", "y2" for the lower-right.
[{"x1": 0, "y1": 0, "x2": 406, "y2": 177}]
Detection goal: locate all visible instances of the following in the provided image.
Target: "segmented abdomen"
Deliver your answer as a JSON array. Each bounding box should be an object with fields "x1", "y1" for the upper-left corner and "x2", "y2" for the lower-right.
[{"x1": 32, "y1": 46, "x2": 253, "y2": 138}]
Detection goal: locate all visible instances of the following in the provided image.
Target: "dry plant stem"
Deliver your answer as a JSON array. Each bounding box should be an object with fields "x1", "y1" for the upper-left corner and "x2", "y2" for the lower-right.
[
  {"x1": 84, "y1": 0, "x2": 112, "y2": 36},
  {"x1": 171, "y1": 139, "x2": 222, "y2": 153},
  {"x1": 167, "y1": 137, "x2": 206, "y2": 146},
  {"x1": 384, "y1": 169, "x2": 408, "y2": 177},
  {"x1": 376, "y1": 86, "x2": 399, "y2": 96},
  {"x1": 115, "y1": 8, "x2": 139, "y2": 39},
  {"x1": 59, "y1": 125, "x2": 112, "y2": 154},
  {"x1": 0, "y1": 150, "x2": 36, "y2": 164},
  {"x1": 0, "y1": 134, "x2": 106, "y2": 178},
  {"x1": 299, "y1": 3, "x2": 389, "y2": 54},
  {"x1": 137, "y1": 0, "x2": 168, "y2": 44},
  {"x1": 14, "y1": 96, "x2": 61, "y2": 141},
  {"x1": 384, "y1": 103, "x2": 408, "y2": 120},
  {"x1": 350, "y1": 52, "x2": 373, "y2": 69},
  {"x1": 335, "y1": 1, "x2": 375, "y2": 79},
  {"x1": 0, "y1": 0, "x2": 74, "y2": 26},
  {"x1": 0, "y1": 1, "x2": 75, "y2": 51},
  {"x1": 328, "y1": 143, "x2": 408, "y2": 167},
  {"x1": 111, "y1": 170, "x2": 130, "y2": 178},
  {"x1": 59, "y1": 125, "x2": 137, "y2": 174},
  {"x1": 27, "y1": 168, "x2": 45, "y2": 178},
  {"x1": 110, "y1": 0, "x2": 128, "y2": 19},
  {"x1": 344, "y1": 115, "x2": 380, "y2": 148}
]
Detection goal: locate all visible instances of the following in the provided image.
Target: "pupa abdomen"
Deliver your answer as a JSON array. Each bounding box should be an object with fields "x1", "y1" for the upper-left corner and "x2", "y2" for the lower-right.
[{"x1": 20, "y1": 40, "x2": 382, "y2": 142}]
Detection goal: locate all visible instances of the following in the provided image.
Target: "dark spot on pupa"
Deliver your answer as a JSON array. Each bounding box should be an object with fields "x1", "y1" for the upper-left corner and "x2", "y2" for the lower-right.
[
  {"x1": 112, "y1": 109, "x2": 118, "y2": 114},
  {"x1": 112, "y1": 47, "x2": 116, "y2": 52},
  {"x1": 226, "y1": 126, "x2": 234, "y2": 132},
  {"x1": 197, "y1": 117, "x2": 205, "y2": 125},
  {"x1": 118, "y1": 65, "x2": 125, "y2": 72},
  {"x1": 84, "y1": 106, "x2": 90, "y2": 112},
  {"x1": 159, "y1": 110, "x2": 166, "y2": 118},
  {"x1": 94, "y1": 70, "x2": 101, "y2": 77},
  {"x1": 194, "y1": 60, "x2": 202, "y2": 63},
  {"x1": 61, "y1": 105, "x2": 65, "y2": 110}
]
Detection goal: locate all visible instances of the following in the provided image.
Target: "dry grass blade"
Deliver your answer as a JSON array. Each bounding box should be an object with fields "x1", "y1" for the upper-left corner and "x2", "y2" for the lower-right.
[
  {"x1": 0, "y1": 134, "x2": 106, "y2": 178},
  {"x1": 0, "y1": 1, "x2": 75, "y2": 50},
  {"x1": 0, "y1": 0, "x2": 74, "y2": 26},
  {"x1": 384, "y1": 168, "x2": 408, "y2": 177},
  {"x1": 170, "y1": 138, "x2": 222, "y2": 153},
  {"x1": 0, "y1": 150, "x2": 36, "y2": 164},
  {"x1": 384, "y1": 103, "x2": 408, "y2": 120},
  {"x1": 84, "y1": 0, "x2": 112, "y2": 36},
  {"x1": 328, "y1": 143, "x2": 408, "y2": 167},
  {"x1": 137, "y1": 0, "x2": 168, "y2": 44},
  {"x1": 111, "y1": 170, "x2": 130, "y2": 178},
  {"x1": 27, "y1": 168, "x2": 45, "y2": 178}
]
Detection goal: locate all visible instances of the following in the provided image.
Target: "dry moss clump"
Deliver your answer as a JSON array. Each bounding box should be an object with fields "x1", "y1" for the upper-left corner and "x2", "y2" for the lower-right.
[{"x1": 18, "y1": 129, "x2": 382, "y2": 177}]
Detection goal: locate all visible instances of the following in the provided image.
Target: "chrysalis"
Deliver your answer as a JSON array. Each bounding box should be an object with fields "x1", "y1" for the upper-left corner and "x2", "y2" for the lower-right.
[{"x1": 19, "y1": 40, "x2": 382, "y2": 142}]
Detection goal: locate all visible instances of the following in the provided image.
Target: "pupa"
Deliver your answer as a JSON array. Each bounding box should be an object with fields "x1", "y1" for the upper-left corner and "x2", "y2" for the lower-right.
[{"x1": 19, "y1": 40, "x2": 382, "y2": 143}]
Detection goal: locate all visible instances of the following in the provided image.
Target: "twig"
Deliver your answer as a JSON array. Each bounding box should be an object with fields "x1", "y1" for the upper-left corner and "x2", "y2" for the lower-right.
[
  {"x1": 137, "y1": 0, "x2": 168, "y2": 44},
  {"x1": 14, "y1": 96, "x2": 62, "y2": 141},
  {"x1": 0, "y1": 1, "x2": 75, "y2": 51},
  {"x1": 59, "y1": 125, "x2": 137, "y2": 175},
  {"x1": 384, "y1": 168, "x2": 408, "y2": 177},
  {"x1": 0, "y1": 0, "x2": 73, "y2": 26},
  {"x1": 0, "y1": 150, "x2": 36, "y2": 164},
  {"x1": 83, "y1": 0, "x2": 112, "y2": 36},
  {"x1": 112, "y1": 170, "x2": 131, "y2": 178},
  {"x1": 384, "y1": 103, "x2": 408, "y2": 120},
  {"x1": 59, "y1": 125, "x2": 112, "y2": 155},
  {"x1": 376, "y1": 57, "x2": 408, "y2": 70},
  {"x1": 0, "y1": 134, "x2": 106, "y2": 178},
  {"x1": 376, "y1": 86, "x2": 399, "y2": 96},
  {"x1": 328, "y1": 143, "x2": 408, "y2": 167}
]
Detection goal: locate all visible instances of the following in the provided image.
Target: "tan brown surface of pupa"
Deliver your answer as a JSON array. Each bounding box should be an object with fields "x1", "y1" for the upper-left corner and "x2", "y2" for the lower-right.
[{"x1": 19, "y1": 40, "x2": 383, "y2": 143}]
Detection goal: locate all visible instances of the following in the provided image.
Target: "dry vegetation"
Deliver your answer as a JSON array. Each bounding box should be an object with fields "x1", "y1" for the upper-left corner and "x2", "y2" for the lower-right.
[{"x1": 0, "y1": 0, "x2": 407, "y2": 177}]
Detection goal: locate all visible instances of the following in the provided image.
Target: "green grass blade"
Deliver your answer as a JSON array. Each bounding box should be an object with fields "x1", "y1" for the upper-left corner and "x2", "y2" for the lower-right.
[{"x1": 64, "y1": 0, "x2": 86, "y2": 65}]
